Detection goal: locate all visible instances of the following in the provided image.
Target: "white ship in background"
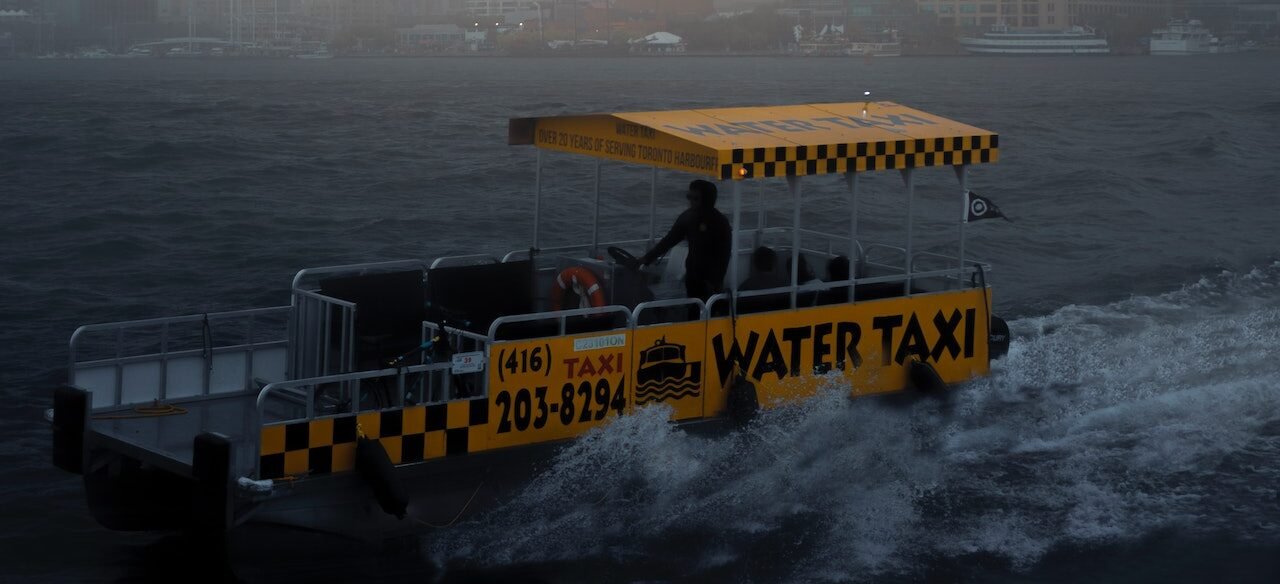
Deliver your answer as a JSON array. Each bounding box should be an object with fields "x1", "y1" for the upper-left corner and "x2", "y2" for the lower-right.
[
  {"x1": 959, "y1": 24, "x2": 1110, "y2": 55},
  {"x1": 1150, "y1": 19, "x2": 1237, "y2": 55}
]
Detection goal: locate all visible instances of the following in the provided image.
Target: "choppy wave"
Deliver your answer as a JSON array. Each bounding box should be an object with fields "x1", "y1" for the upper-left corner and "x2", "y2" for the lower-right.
[{"x1": 428, "y1": 264, "x2": 1280, "y2": 581}]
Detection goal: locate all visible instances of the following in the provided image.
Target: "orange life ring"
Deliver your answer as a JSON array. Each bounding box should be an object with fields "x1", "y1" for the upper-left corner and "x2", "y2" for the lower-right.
[{"x1": 550, "y1": 267, "x2": 606, "y2": 311}]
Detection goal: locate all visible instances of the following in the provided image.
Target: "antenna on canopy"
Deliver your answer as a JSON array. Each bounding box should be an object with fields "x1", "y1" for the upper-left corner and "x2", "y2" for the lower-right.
[{"x1": 862, "y1": 91, "x2": 871, "y2": 117}]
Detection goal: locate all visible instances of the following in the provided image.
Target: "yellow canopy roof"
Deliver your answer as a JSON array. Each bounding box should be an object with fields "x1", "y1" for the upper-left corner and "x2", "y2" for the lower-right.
[{"x1": 509, "y1": 102, "x2": 999, "y2": 180}]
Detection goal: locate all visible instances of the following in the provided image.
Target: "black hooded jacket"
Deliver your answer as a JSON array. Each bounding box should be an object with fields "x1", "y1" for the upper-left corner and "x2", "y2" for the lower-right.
[{"x1": 641, "y1": 184, "x2": 732, "y2": 292}]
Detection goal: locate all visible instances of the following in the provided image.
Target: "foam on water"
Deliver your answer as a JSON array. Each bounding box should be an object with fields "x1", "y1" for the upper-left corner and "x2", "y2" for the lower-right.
[{"x1": 428, "y1": 263, "x2": 1280, "y2": 581}]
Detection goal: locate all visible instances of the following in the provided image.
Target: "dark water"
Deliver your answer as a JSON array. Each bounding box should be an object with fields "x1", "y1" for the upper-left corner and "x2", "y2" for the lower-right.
[{"x1": 2, "y1": 56, "x2": 1280, "y2": 583}]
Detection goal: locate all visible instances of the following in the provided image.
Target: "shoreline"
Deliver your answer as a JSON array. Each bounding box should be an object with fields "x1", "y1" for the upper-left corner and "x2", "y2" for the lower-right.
[{"x1": 4, "y1": 46, "x2": 1277, "y2": 61}]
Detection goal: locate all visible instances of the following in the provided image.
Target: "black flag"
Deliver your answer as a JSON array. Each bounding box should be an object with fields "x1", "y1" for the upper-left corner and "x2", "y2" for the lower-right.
[{"x1": 966, "y1": 191, "x2": 1010, "y2": 222}]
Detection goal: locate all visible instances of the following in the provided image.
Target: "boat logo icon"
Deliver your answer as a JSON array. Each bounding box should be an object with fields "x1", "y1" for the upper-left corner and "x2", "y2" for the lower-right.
[{"x1": 635, "y1": 338, "x2": 702, "y2": 405}]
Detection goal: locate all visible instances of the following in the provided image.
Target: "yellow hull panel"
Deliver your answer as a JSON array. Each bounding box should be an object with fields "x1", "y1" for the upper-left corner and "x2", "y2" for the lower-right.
[{"x1": 259, "y1": 288, "x2": 991, "y2": 479}]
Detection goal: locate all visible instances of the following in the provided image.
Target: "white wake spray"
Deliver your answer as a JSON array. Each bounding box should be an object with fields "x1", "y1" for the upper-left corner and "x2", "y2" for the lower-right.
[{"x1": 430, "y1": 262, "x2": 1280, "y2": 581}]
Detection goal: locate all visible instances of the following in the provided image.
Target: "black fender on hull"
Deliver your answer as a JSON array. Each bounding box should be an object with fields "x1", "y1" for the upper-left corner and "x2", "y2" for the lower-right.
[
  {"x1": 908, "y1": 357, "x2": 948, "y2": 394},
  {"x1": 356, "y1": 436, "x2": 409, "y2": 519},
  {"x1": 726, "y1": 375, "x2": 760, "y2": 427},
  {"x1": 52, "y1": 386, "x2": 89, "y2": 475}
]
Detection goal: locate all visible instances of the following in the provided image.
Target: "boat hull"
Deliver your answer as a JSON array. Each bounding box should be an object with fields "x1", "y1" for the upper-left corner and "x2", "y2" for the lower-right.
[
  {"x1": 958, "y1": 40, "x2": 1110, "y2": 55},
  {"x1": 1150, "y1": 40, "x2": 1208, "y2": 55}
]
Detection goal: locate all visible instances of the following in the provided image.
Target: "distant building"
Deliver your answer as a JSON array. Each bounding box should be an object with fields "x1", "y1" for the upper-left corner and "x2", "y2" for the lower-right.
[
  {"x1": 781, "y1": 0, "x2": 917, "y2": 38},
  {"x1": 37, "y1": 0, "x2": 156, "y2": 28},
  {"x1": 1232, "y1": 3, "x2": 1280, "y2": 36},
  {"x1": 917, "y1": 0, "x2": 1181, "y2": 28},
  {"x1": 1067, "y1": 0, "x2": 1182, "y2": 27},
  {"x1": 397, "y1": 22, "x2": 464, "y2": 45},
  {"x1": 917, "y1": 0, "x2": 1061, "y2": 28},
  {"x1": 466, "y1": 0, "x2": 529, "y2": 17}
]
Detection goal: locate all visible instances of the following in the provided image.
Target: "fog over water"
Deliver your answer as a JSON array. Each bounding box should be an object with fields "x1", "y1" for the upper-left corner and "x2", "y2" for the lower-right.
[{"x1": 1, "y1": 55, "x2": 1279, "y2": 582}]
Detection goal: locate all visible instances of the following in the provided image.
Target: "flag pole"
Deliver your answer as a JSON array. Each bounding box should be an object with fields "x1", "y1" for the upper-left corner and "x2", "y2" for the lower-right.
[{"x1": 959, "y1": 169, "x2": 968, "y2": 286}]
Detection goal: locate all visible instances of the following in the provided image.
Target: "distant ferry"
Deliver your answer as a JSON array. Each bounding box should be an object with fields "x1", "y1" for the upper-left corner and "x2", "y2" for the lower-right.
[
  {"x1": 848, "y1": 41, "x2": 902, "y2": 57},
  {"x1": 1150, "y1": 19, "x2": 1235, "y2": 55},
  {"x1": 959, "y1": 24, "x2": 1110, "y2": 55}
]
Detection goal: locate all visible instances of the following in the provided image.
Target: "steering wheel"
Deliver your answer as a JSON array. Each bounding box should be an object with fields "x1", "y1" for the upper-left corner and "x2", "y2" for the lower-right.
[{"x1": 607, "y1": 246, "x2": 641, "y2": 270}]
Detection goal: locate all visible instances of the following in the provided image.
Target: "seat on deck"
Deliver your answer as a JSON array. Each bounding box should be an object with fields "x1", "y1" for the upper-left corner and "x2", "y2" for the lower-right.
[
  {"x1": 426, "y1": 259, "x2": 534, "y2": 334},
  {"x1": 319, "y1": 270, "x2": 426, "y2": 370}
]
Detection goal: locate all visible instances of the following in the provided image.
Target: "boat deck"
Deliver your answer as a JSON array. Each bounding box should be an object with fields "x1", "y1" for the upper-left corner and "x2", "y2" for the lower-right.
[{"x1": 89, "y1": 392, "x2": 265, "y2": 478}]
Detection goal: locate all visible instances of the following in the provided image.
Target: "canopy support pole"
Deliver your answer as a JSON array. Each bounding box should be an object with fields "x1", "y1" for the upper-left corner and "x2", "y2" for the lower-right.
[
  {"x1": 591, "y1": 159, "x2": 601, "y2": 257},
  {"x1": 755, "y1": 180, "x2": 765, "y2": 249},
  {"x1": 648, "y1": 166, "x2": 657, "y2": 245},
  {"x1": 955, "y1": 164, "x2": 968, "y2": 288},
  {"x1": 846, "y1": 171, "x2": 859, "y2": 302},
  {"x1": 533, "y1": 150, "x2": 542, "y2": 250},
  {"x1": 903, "y1": 168, "x2": 915, "y2": 296},
  {"x1": 730, "y1": 181, "x2": 742, "y2": 297},
  {"x1": 788, "y1": 175, "x2": 802, "y2": 309}
]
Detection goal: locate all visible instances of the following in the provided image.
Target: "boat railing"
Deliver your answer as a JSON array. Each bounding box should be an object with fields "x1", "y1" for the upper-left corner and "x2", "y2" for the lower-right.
[
  {"x1": 796, "y1": 228, "x2": 866, "y2": 261},
  {"x1": 863, "y1": 243, "x2": 908, "y2": 274},
  {"x1": 287, "y1": 258, "x2": 431, "y2": 381},
  {"x1": 429, "y1": 254, "x2": 499, "y2": 269},
  {"x1": 911, "y1": 251, "x2": 992, "y2": 286},
  {"x1": 68, "y1": 306, "x2": 290, "y2": 410},
  {"x1": 288, "y1": 289, "x2": 356, "y2": 381},
  {"x1": 742, "y1": 225, "x2": 868, "y2": 264},
  {"x1": 501, "y1": 237, "x2": 653, "y2": 263},
  {"x1": 421, "y1": 321, "x2": 491, "y2": 402},
  {"x1": 706, "y1": 282, "x2": 827, "y2": 316},
  {"x1": 290, "y1": 258, "x2": 429, "y2": 292},
  {"x1": 255, "y1": 360, "x2": 456, "y2": 428},
  {"x1": 704, "y1": 264, "x2": 989, "y2": 317},
  {"x1": 488, "y1": 305, "x2": 633, "y2": 340},
  {"x1": 634, "y1": 298, "x2": 706, "y2": 326},
  {"x1": 500, "y1": 228, "x2": 865, "y2": 273}
]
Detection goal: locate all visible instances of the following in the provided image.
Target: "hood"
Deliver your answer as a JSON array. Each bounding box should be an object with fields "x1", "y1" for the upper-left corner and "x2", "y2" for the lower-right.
[{"x1": 690, "y1": 179, "x2": 718, "y2": 209}]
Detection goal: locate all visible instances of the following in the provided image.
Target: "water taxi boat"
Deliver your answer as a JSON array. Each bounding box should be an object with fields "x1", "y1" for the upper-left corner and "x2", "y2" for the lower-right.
[{"x1": 51, "y1": 102, "x2": 1009, "y2": 538}]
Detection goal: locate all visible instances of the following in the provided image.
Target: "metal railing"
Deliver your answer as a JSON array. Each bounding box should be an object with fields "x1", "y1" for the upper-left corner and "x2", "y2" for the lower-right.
[
  {"x1": 912, "y1": 251, "x2": 990, "y2": 275},
  {"x1": 429, "y1": 254, "x2": 499, "y2": 269},
  {"x1": 706, "y1": 264, "x2": 989, "y2": 317},
  {"x1": 634, "y1": 298, "x2": 706, "y2": 326},
  {"x1": 69, "y1": 306, "x2": 289, "y2": 408},
  {"x1": 502, "y1": 237, "x2": 652, "y2": 263},
  {"x1": 256, "y1": 360, "x2": 456, "y2": 425},
  {"x1": 488, "y1": 305, "x2": 634, "y2": 340},
  {"x1": 734, "y1": 226, "x2": 865, "y2": 260},
  {"x1": 862, "y1": 243, "x2": 908, "y2": 274},
  {"x1": 796, "y1": 227, "x2": 865, "y2": 260},
  {"x1": 422, "y1": 321, "x2": 491, "y2": 402},
  {"x1": 290, "y1": 259, "x2": 429, "y2": 292},
  {"x1": 287, "y1": 259, "x2": 431, "y2": 381},
  {"x1": 288, "y1": 289, "x2": 355, "y2": 381}
]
